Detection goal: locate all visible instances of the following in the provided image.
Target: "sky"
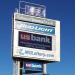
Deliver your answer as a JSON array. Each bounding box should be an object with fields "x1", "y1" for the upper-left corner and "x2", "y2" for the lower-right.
[{"x1": 0, "y1": 0, "x2": 75, "y2": 75}]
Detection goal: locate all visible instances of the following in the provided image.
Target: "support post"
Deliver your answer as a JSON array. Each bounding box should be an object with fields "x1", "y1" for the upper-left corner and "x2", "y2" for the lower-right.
[
  {"x1": 43, "y1": 63, "x2": 47, "y2": 75},
  {"x1": 13, "y1": 60, "x2": 21, "y2": 75},
  {"x1": 17, "y1": 60, "x2": 20, "y2": 75},
  {"x1": 13, "y1": 60, "x2": 16, "y2": 75}
]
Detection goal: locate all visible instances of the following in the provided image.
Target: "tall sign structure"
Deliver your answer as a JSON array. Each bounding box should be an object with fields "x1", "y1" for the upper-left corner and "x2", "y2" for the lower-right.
[{"x1": 12, "y1": 1, "x2": 60, "y2": 75}]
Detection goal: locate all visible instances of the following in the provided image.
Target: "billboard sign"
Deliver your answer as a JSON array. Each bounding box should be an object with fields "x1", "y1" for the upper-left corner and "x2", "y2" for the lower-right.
[
  {"x1": 12, "y1": 13, "x2": 60, "y2": 62},
  {"x1": 19, "y1": 31, "x2": 52, "y2": 50},
  {"x1": 25, "y1": 5, "x2": 46, "y2": 18},
  {"x1": 24, "y1": 61, "x2": 43, "y2": 71},
  {"x1": 15, "y1": 20, "x2": 55, "y2": 35},
  {"x1": 19, "y1": 1, "x2": 46, "y2": 17}
]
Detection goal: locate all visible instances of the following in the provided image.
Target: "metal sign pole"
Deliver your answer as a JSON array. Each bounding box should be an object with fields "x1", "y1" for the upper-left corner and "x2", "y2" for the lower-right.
[
  {"x1": 43, "y1": 64, "x2": 47, "y2": 75},
  {"x1": 13, "y1": 60, "x2": 16, "y2": 75},
  {"x1": 13, "y1": 60, "x2": 21, "y2": 75},
  {"x1": 17, "y1": 60, "x2": 20, "y2": 75}
]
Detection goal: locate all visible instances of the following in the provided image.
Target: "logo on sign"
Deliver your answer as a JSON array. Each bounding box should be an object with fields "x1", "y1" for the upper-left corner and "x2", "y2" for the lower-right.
[
  {"x1": 26, "y1": 63, "x2": 32, "y2": 67},
  {"x1": 25, "y1": 5, "x2": 46, "y2": 18},
  {"x1": 26, "y1": 63, "x2": 42, "y2": 68}
]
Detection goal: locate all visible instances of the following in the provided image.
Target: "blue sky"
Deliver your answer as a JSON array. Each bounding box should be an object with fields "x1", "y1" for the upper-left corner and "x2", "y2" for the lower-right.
[{"x1": 0, "y1": 0, "x2": 75, "y2": 75}]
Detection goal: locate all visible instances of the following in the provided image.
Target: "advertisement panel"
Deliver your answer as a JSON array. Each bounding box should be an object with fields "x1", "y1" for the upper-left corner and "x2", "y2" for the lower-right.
[
  {"x1": 14, "y1": 20, "x2": 55, "y2": 35},
  {"x1": 19, "y1": 1, "x2": 46, "y2": 17},
  {"x1": 12, "y1": 13, "x2": 60, "y2": 62},
  {"x1": 13, "y1": 29, "x2": 54, "y2": 61},
  {"x1": 22, "y1": 61, "x2": 43, "y2": 74},
  {"x1": 24, "y1": 61, "x2": 43, "y2": 71},
  {"x1": 19, "y1": 31, "x2": 52, "y2": 50}
]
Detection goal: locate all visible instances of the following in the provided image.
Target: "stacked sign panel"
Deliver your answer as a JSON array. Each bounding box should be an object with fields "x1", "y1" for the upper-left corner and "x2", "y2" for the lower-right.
[
  {"x1": 23, "y1": 61, "x2": 43, "y2": 74},
  {"x1": 12, "y1": 13, "x2": 60, "y2": 62},
  {"x1": 19, "y1": 31, "x2": 52, "y2": 50}
]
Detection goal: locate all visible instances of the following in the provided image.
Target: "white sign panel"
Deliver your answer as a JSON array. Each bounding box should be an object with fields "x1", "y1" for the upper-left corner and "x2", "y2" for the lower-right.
[{"x1": 12, "y1": 13, "x2": 60, "y2": 62}]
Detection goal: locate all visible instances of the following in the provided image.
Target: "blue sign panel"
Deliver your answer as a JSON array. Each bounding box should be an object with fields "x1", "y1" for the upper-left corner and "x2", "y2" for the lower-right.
[
  {"x1": 15, "y1": 21, "x2": 55, "y2": 36},
  {"x1": 24, "y1": 61, "x2": 43, "y2": 71},
  {"x1": 19, "y1": 31, "x2": 52, "y2": 50}
]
